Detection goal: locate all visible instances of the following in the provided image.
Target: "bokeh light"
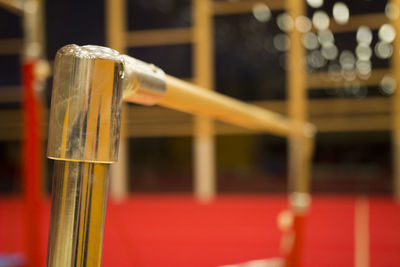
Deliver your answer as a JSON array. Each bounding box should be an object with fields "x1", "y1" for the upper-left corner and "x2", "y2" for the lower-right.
[
  {"x1": 306, "y1": 0, "x2": 324, "y2": 8},
  {"x1": 355, "y1": 43, "x2": 372, "y2": 61},
  {"x1": 252, "y1": 3, "x2": 271, "y2": 23},
  {"x1": 312, "y1": 11, "x2": 330, "y2": 31},
  {"x1": 321, "y1": 43, "x2": 338, "y2": 60},
  {"x1": 328, "y1": 63, "x2": 341, "y2": 81},
  {"x1": 333, "y1": 2, "x2": 350, "y2": 25},
  {"x1": 308, "y1": 50, "x2": 327, "y2": 68},
  {"x1": 378, "y1": 24, "x2": 396, "y2": 43},
  {"x1": 295, "y1": 16, "x2": 312, "y2": 33},
  {"x1": 339, "y1": 50, "x2": 356, "y2": 71},
  {"x1": 356, "y1": 59, "x2": 372, "y2": 77},
  {"x1": 356, "y1": 26, "x2": 373, "y2": 45},
  {"x1": 375, "y1": 41, "x2": 393, "y2": 59},
  {"x1": 380, "y1": 74, "x2": 397, "y2": 95},
  {"x1": 273, "y1": 34, "x2": 291, "y2": 52},
  {"x1": 276, "y1": 13, "x2": 294, "y2": 32},
  {"x1": 318, "y1": 29, "x2": 334, "y2": 45},
  {"x1": 385, "y1": 3, "x2": 399, "y2": 21},
  {"x1": 302, "y1": 32, "x2": 319, "y2": 50}
]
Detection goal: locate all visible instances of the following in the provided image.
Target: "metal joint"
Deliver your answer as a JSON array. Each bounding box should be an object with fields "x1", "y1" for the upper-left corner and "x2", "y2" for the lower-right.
[
  {"x1": 47, "y1": 44, "x2": 124, "y2": 163},
  {"x1": 121, "y1": 55, "x2": 166, "y2": 106}
]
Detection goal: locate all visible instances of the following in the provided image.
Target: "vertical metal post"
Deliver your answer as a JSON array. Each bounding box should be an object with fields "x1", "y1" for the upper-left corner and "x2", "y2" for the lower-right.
[
  {"x1": 285, "y1": 0, "x2": 313, "y2": 266},
  {"x1": 287, "y1": 0, "x2": 308, "y2": 196},
  {"x1": 391, "y1": 0, "x2": 400, "y2": 201},
  {"x1": 193, "y1": 0, "x2": 216, "y2": 202},
  {"x1": 46, "y1": 45, "x2": 124, "y2": 267},
  {"x1": 106, "y1": 0, "x2": 129, "y2": 201}
]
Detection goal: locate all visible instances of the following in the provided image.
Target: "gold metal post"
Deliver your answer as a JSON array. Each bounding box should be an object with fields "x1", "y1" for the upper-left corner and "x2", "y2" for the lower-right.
[
  {"x1": 391, "y1": 0, "x2": 400, "y2": 201},
  {"x1": 159, "y1": 75, "x2": 296, "y2": 137},
  {"x1": 47, "y1": 44, "x2": 315, "y2": 267},
  {"x1": 47, "y1": 45, "x2": 123, "y2": 267}
]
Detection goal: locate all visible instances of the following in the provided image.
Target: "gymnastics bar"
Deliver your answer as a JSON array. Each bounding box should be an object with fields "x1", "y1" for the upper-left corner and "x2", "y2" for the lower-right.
[{"x1": 46, "y1": 44, "x2": 315, "y2": 267}]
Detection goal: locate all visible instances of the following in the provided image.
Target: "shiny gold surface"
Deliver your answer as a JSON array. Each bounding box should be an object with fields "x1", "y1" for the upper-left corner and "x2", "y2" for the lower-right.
[
  {"x1": 47, "y1": 45, "x2": 124, "y2": 267},
  {"x1": 46, "y1": 44, "x2": 316, "y2": 267},
  {"x1": 47, "y1": 161, "x2": 109, "y2": 267},
  {"x1": 47, "y1": 45, "x2": 124, "y2": 163},
  {"x1": 159, "y1": 75, "x2": 295, "y2": 137},
  {"x1": 121, "y1": 55, "x2": 166, "y2": 106}
]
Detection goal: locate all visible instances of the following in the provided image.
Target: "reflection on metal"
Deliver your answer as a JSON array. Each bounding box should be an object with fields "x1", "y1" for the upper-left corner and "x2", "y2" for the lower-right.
[
  {"x1": 47, "y1": 45, "x2": 124, "y2": 163},
  {"x1": 160, "y1": 75, "x2": 294, "y2": 137},
  {"x1": 47, "y1": 161, "x2": 109, "y2": 267},
  {"x1": 47, "y1": 44, "x2": 316, "y2": 266},
  {"x1": 47, "y1": 45, "x2": 124, "y2": 267},
  {"x1": 121, "y1": 55, "x2": 166, "y2": 106},
  {"x1": 0, "y1": 97, "x2": 394, "y2": 141}
]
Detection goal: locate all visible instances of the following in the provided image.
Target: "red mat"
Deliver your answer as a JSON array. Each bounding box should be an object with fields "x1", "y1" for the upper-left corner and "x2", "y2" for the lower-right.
[{"x1": 1, "y1": 195, "x2": 400, "y2": 267}]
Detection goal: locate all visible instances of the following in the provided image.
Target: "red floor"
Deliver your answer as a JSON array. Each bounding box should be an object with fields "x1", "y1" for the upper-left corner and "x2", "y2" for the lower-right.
[{"x1": 0, "y1": 195, "x2": 399, "y2": 267}]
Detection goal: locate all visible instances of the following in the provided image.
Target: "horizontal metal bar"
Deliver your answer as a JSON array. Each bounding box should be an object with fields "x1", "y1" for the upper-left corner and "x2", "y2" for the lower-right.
[
  {"x1": 0, "y1": 0, "x2": 24, "y2": 14},
  {"x1": 213, "y1": 0, "x2": 284, "y2": 15},
  {"x1": 308, "y1": 69, "x2": 389, "y2": 89},
  {"x1": 155, "y1": 75, "x2": 294, "y2": 137},
  {"x1": 0, "y1": 86, "x2": 22, "y2": 101},
  {"x1": 123, "y1": 13, "x2": 388, "y2": 50},
  {"x1": 125, "y1": 28, "x2": 193, "y2": 47},
  {"x1": 0, "y1": 38, "x2": 23, "y2": 55},
  {"x1": 328, "y1": 13, "x2": 388, "y2": 33},
  {"x1": 0, "y1": 97, "x2": 393, "y2": 140}
]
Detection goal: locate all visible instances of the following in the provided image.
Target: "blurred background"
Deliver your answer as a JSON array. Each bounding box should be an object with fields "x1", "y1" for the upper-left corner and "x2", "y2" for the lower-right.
[
  {"x1": 1, "y1": 0, "x2": 400, "y2": 266},
  {"x1": 0, "y1": 0, "x2": 396, "y2": 195}
]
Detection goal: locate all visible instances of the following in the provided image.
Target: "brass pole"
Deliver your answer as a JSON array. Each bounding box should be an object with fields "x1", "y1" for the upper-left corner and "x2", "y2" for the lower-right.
[
  {"x1": 47, "y1": 45, "x2": 124, "y2": 267},
  {"x1": 391, "y1": 0, "x2": 400, "y2": 201},
  {"x1": 286, "y1": 0, "x2": 309, "y2": 196},
  {"x1": 285, "y1": 0, "x2": 313, "y2": 266},
  {"x1": 47, "y1": 44, "x2": 315, "y2": 266},
  {"x1": 193, "y1": 0, "x2": 216, "y2": 202},
  {"x1": 159, "y1": 75, "x2": 296, "y2": 137},
  {"x1": 106, "y1": 0, "x2": 129, "y2": 201}
]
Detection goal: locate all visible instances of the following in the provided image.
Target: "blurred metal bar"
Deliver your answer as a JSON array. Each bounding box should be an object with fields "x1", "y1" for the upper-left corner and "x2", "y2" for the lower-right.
[
  {"x1": 125, "y1": 28, "x2": 193, "y2": 47},
  {"x1": 328, "y1": 13, "x2": 387, "y2": 33},
  {"x1": 307, "y1": 69, "x2": 389, "y2": 89},
  {"x1": 0, "y1": 0, "x2": 24, "y2": 14},
  {"x1": 390, "y1": 0, "x2": 400, "y2": 201},
  {"x1": 0, "y1": 38, "x2": 23, "y2": 55},
  {"x1": 286, "y1": 0, "x2": 309, "y2": 194},
  {"x1": 106, "y1": 0, "x2": 129, "y2": 201},
  {"x1": 0, "y1": 97, "x2": 392, "y2": 141},
  {"x1": 193, "y1": 0, "x2": 216, "y2": 202},
  {"x1": 158, "y1": 75, "x2": 295, "y2": 137},
  {"x1": 213, "y1": 0, "x2": 284, "y2": 15},
  {"x1": 286, "y1": 0, "x2": 311, "y2": 265}
]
